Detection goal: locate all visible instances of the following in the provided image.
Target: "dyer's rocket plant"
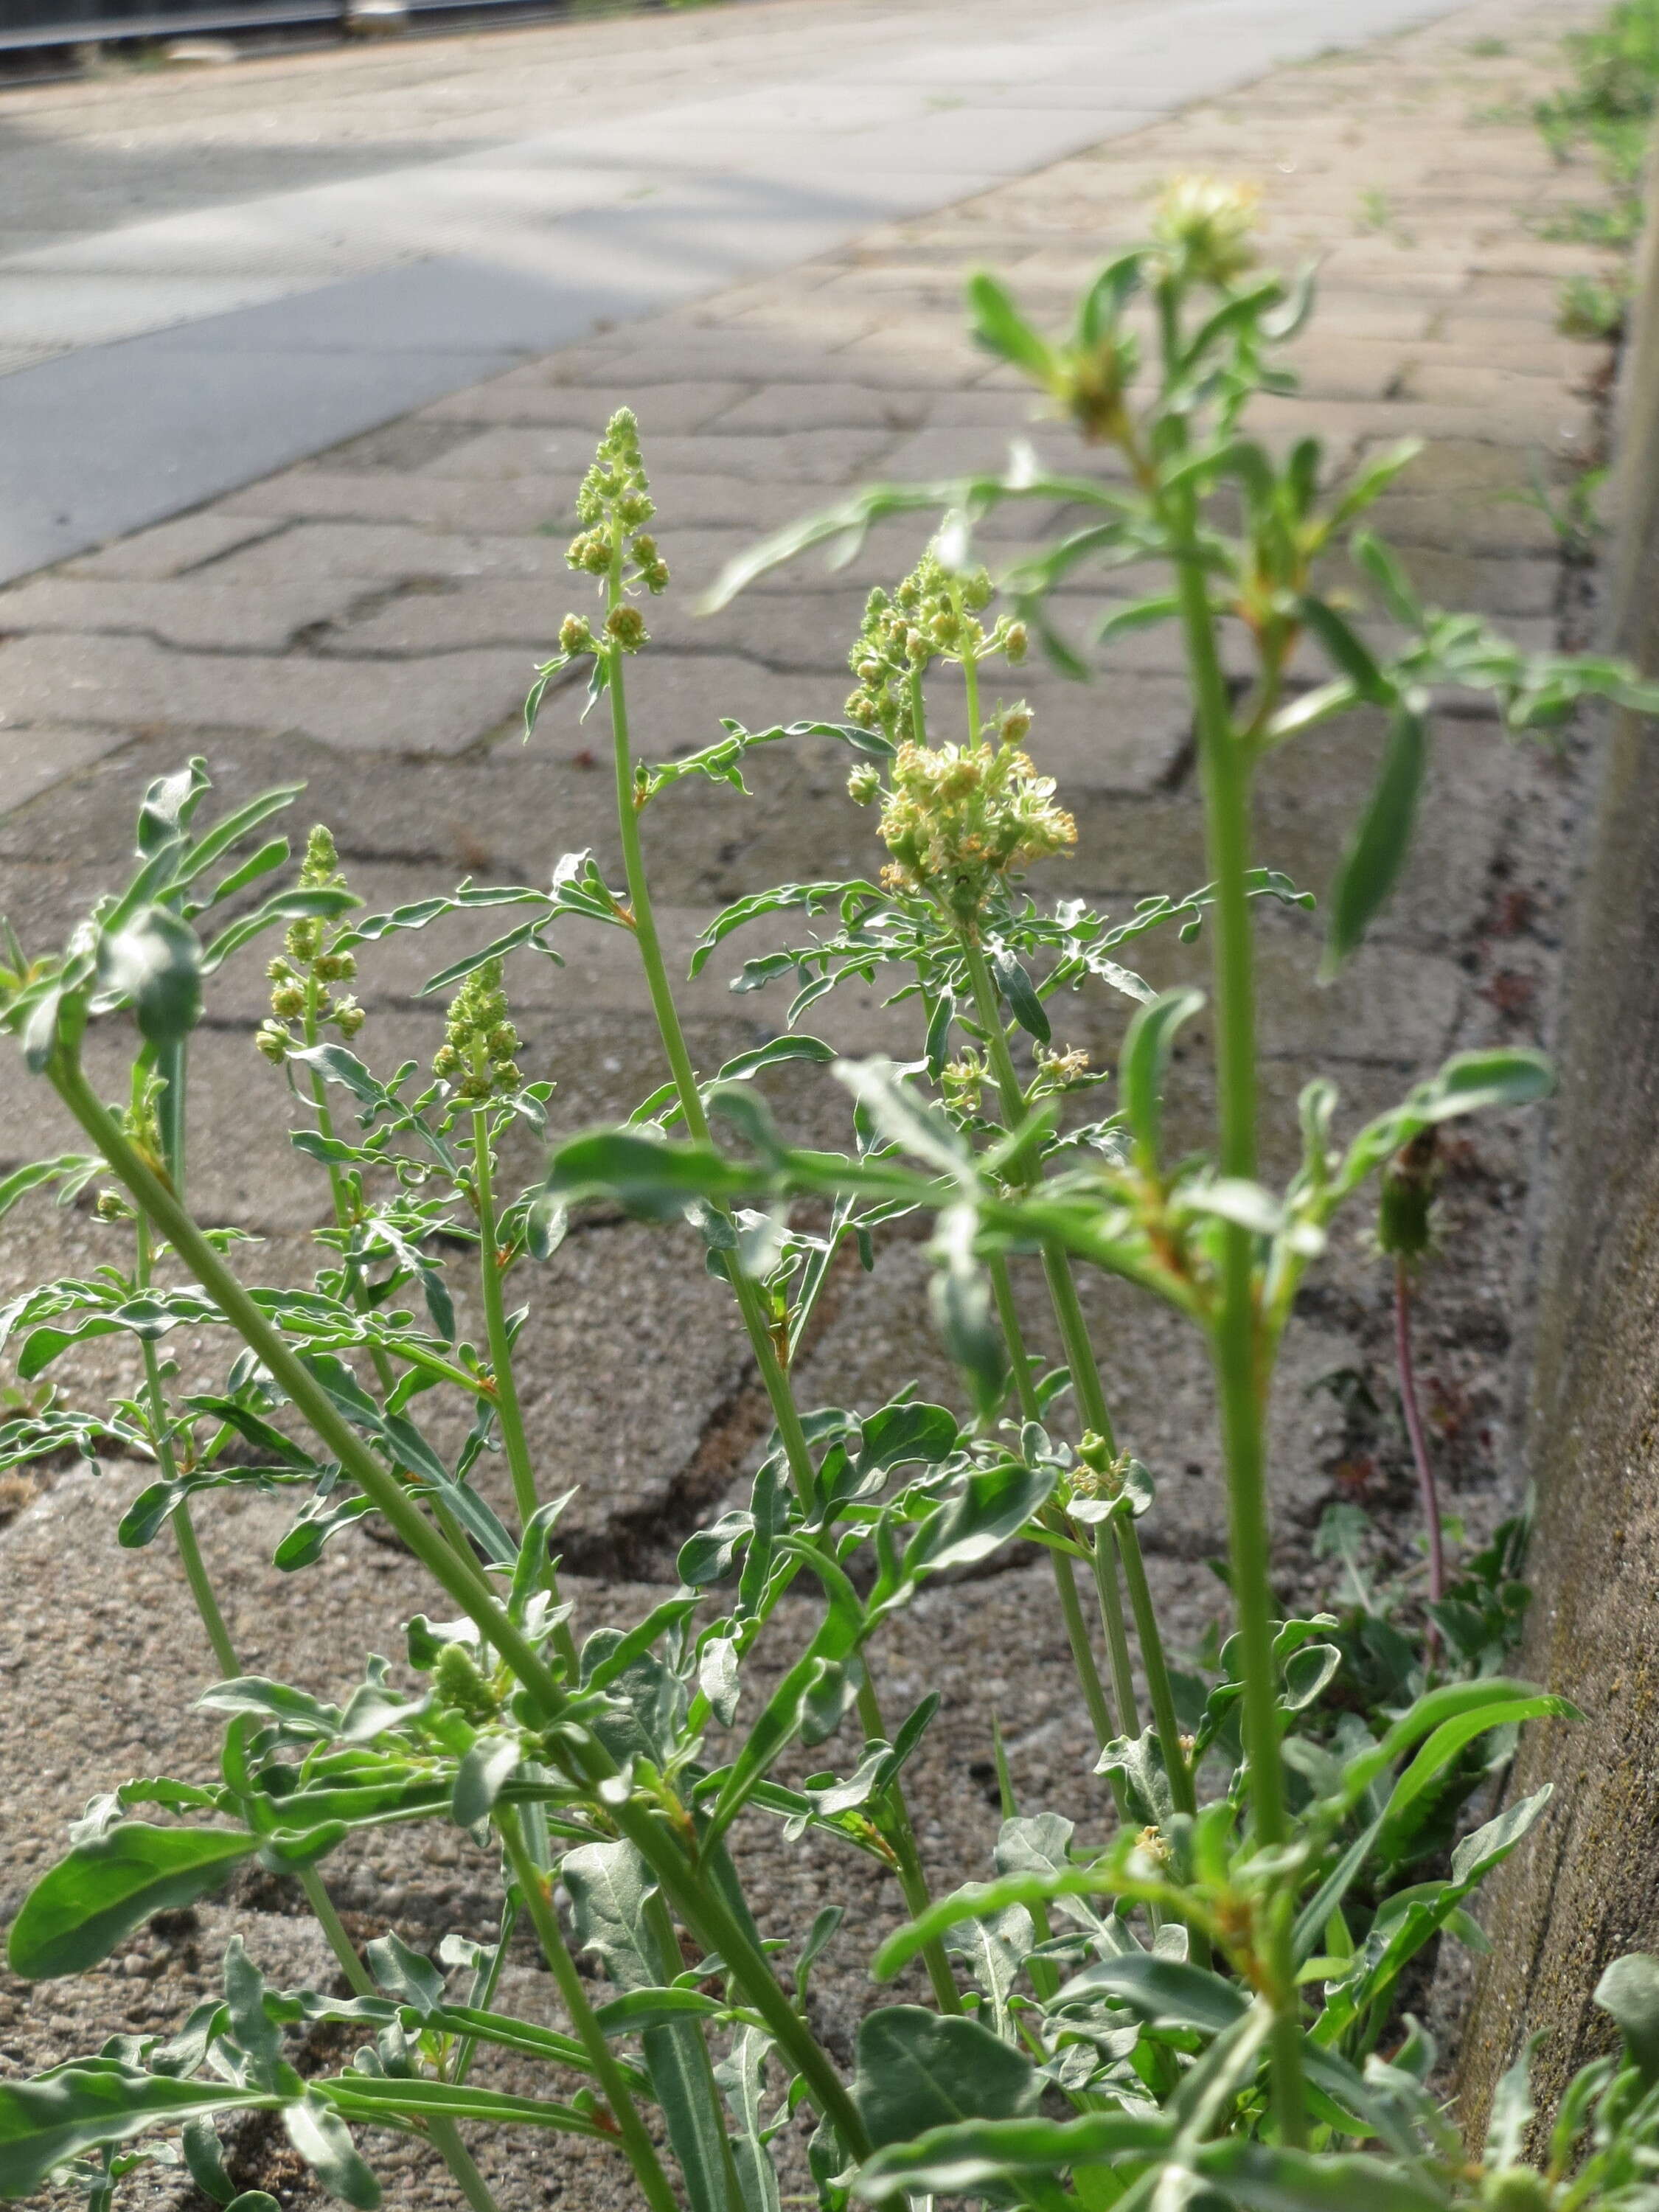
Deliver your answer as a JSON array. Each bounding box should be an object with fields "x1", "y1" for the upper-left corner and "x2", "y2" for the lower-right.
[{"x1": 3, "y1": 182, "x2": 1658, "y2": 2212}]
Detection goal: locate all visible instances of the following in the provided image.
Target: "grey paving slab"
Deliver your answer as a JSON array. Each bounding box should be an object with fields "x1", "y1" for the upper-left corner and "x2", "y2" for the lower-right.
[{"x1": 0, "y1": 0, "x2": 1482, "y2": 584}]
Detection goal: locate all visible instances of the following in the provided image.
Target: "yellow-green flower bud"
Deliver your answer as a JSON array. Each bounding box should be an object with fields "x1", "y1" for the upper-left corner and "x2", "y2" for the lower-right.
[
  {"x1": 255, "y1": 1020, "x2": 291, "y2": 1065},
  {"x1": 1152, "y1": 174, "x2": 1259, "y2": 288},
  {"x1": 333, "y1": 995, "x2": 366, "y2": 1040},
  {"x1": 605, "y1": 604, "x2": 647, "y2": 652},
  {"x1": 270, "y1": 982, "x2": 306, "y2": 1020},
  {"x1": 299, "y1": 824, "x2": 341, "y2": 888},
  {"x1": 438, "y1": 958, "x2": 524, "y2": 1102},
  {"x1": 434, "y1": 1641, "x2": 499, "y2": 1725},
  {"x1": 559, "y1": 612, "x2": 595, "y2": 655},
  {"x1": 846, "y1": 762, "x2": 883, "y2": 807},
  {"x1": 1000, "y1": 704, "x2": 1034, "y2": 745},
  {"x1": 1004, "y1": 622, "x2": 1029, "y2": 666}
]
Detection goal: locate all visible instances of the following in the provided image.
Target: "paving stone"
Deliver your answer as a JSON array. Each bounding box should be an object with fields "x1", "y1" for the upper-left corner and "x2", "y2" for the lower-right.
[
  {"x1": 414, "y1": 377, "x2": 753, "y2": 432},
  {"x1": 0, "y1": 723, "x2": 139, "y2": 810},
  {"x1": 0, "y1": 633, "x2": 540, "y2": 753},
  {"x1": 707, "y1": 382, "x2": 930, "y2": 434},
  {"x1": 199, "y1": 521, "x2": 577, "y2": 588},
  {"x1": 60, "y1": 511, "x2": 285, "y2": 581},
  {"x1": 0, "y1": 576, "x2": 372, "y2": 652},
  {"x1": 473, "y1": 424, "x2": 901, "y2": 487}
]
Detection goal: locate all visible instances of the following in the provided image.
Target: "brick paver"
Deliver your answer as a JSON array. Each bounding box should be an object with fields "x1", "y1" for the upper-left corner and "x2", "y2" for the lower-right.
[{"x1": 0, "y1": 6, "x2": 1621, "y2": 2204}]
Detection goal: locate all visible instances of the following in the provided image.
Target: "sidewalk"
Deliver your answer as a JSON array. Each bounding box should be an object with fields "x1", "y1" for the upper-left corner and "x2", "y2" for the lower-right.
[
  {"x1": 0, "y1": 4, "x2": 1617, "y2": 2202},
  {"x1": 0, "y1": 0, "x2": 1511, "y2": 577}
]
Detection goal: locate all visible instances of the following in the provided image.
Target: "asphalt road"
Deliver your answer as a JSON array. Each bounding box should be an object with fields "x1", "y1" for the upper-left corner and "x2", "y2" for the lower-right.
[{"x1": 0, "y1": 0, "x2": 1478, "y2": 580}]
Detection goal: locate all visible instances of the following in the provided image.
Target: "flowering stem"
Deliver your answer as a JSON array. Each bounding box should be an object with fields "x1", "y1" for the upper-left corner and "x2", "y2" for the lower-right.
[
  {"x1": 603, "y1": 636, "x2": 818, "y2": 1517},
  {"x1": 302, "y1": 977, "x2": 357, "y2": 1243},
  {"x1": 470, "y1": 1108, "x2": 539, "y2": 1530},
  {"x1": 603, "y1": 629, "x2": 952, "y2": 2000},
  {"x1": 1037, "y1": 1248, "x2": 1141, "y2": 1734},
  {"x1": 55, "y1": 1050, "x2": 863, "y2": 2150},
  {"x1": 1169, "y1": 478, "x2": 1304, "y2": 2146},
  {"x1": 1394, "y1": 1259, "x2": 1445, "y2": 1655},
  {"x1": 960, "y1": 936, "x2": 1192, "y2": 1804}
]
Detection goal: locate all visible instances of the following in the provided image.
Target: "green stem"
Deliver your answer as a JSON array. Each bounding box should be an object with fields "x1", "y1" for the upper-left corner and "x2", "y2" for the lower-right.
[
  {"x1": 1040, "y1": 1237, "x2": 1193, "y2": 1817},
  {"x1": 960, "y1": 944, "x2": 1161, "y2": 1789},
  {"x1": 958, "y1": 942, "x2": 1162, "y2": 1752},
  {"x1": 1171, "y1": 484, "x2": 1303, "y2": 2143},
  {"x1": 619, "y1": 1803, "x2": 869, "y2": 2157},
  {"x1": 133, "y1": 1214, "x2": 240, "y2": 1680},
  {"x1": 987, "y1": 1254, "x2": 1121, "y2": 1765},
  {"x1": 300, "y1": 1000, "x2": 494, "y2": 1610},
  {"x1": 302, "y1": 976, "x2": 355, "y2": 1239},
  {"x1": 299, "y1": 1863, "x2": 375, "y2": 1996},
  {"x1": 498, "y1": 1808, "x2": 681, "y2": 2212},
  {"x1": 60, "y1": 1064, "x2": 570, "y2": 1714},
  {"x1": 603, "y1": 625, "x2": 947, "y2": 1991},
  {"x1": 297, "y1": 1865, "x2": 504, "y2": 2212},
  {"x1": 605, "y1": 636, "x2": 818, "y2": 1517},
  {"x1": 855, "y1": 1674, "x2": 962, "y2": 2014},
  {"x1": 156, "y1": 1037, "x2": 187, "y2": 1198},
  {"x1": 452, "y1": 1901, "x2": 515, "y2": 2089},
  {"x1": 470, "y1": 1107, "x2": 540, "y2": 1529},
  {"x1": 1083, "y1": 1511, "x2": 1141, "y2": 1746},
  {"x1": 168, "y1": 1500, "x2": 240, "y2": 1680},
  {"x1": 54, "y1": 1054, "x2": 865, "y2": 2161},
  {"x1": 641, "y1": 1890, "x2": 749, "y2": 2212},
  {"x1": 425, "y1": 2122, "x2": 504, "y2": 2212}
]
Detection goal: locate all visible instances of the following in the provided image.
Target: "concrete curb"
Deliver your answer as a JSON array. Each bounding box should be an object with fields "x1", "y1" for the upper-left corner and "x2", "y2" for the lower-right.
[{"x1": 1458, "y1": 150, "x2": 1659, "y2": 2132}]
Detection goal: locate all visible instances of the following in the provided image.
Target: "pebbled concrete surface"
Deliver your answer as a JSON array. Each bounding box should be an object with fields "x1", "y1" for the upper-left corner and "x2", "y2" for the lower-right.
[{"x1": 0, "y1": 1, "x2": 1624, "y2": 2202}]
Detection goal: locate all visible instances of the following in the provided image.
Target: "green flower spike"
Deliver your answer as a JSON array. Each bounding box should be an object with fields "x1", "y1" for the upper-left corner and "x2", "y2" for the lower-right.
[
  {"x1": 844, "y1": 546, "x2": 1026, "y2": 741},
  {"x1": 874, "y1": 715, "x2": 1076, "y2": 925},
  {"x1": 565, "y1": 408, "x2": 671, "y2": 598},
  {"x1": 257, "y1": 824, "x2": 360, "y2": 1062},
  {"x1": 434, "y1": 958, "x2": 523, "y2": 1104}
]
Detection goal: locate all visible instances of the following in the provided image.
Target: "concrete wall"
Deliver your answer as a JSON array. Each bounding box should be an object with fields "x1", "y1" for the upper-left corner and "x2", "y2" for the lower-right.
[{"x1": 1458, "y1": 172, "x2": 1659, "y2": 2128}]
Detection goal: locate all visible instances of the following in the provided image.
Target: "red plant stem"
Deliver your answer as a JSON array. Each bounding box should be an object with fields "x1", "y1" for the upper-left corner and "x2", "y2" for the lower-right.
[{"x1": 1394, "y1": 1259, "x2": 1445, "y2": 1646}]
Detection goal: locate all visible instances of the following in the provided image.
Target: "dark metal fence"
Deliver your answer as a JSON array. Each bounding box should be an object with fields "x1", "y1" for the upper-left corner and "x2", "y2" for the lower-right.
[{"x1": 0, "y1": 0, "x2": 585, "y2": 53}]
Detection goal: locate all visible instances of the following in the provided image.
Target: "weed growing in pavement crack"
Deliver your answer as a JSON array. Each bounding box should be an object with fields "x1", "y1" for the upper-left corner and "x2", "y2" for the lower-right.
[
  {"x1": 1531, "y1": 0, "x2": 1659, "y2": 335},
  {"x1": 5, "y1": 178, "x2": 1659, "y2": 2212}
]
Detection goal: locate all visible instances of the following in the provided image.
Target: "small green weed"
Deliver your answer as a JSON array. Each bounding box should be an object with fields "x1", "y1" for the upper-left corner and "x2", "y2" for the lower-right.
[{"x1": 1559, "y1": 269, "x2": 1630, "y2": 337}]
